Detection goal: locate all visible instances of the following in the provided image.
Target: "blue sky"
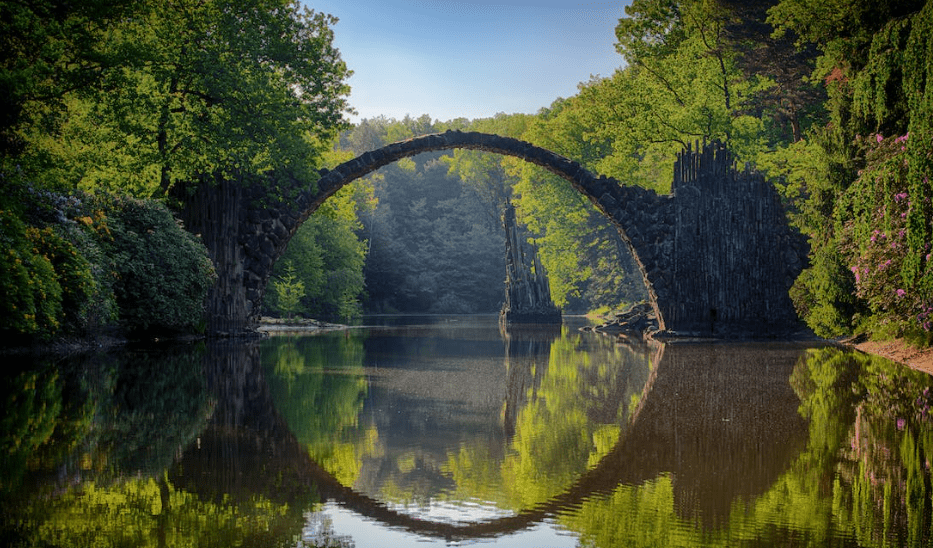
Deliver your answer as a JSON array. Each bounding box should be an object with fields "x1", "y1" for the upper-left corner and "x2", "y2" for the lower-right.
[{"x1": 306, "y1": 1, "x2": 630, "y2": 123}]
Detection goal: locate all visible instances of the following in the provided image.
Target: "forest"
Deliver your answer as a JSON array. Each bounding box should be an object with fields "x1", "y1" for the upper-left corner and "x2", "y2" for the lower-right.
[{"x1": 1, "y1": 0, "x2": 932, "y2": 345}]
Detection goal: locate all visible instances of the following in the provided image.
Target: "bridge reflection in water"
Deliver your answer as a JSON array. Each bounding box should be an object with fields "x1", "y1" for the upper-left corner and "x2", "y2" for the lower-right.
[{"x1": 170, "y1": 318, "x2": 813, "y2": 545}]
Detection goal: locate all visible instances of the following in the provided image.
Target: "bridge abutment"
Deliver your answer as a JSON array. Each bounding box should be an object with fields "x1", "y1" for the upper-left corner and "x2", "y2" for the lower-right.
[
  {"x1": 184, "y1": 132, "x2": 807, "y2": 337},
  {"x1": 663, "y1": 142, "x2": 808, "y2": 336}
]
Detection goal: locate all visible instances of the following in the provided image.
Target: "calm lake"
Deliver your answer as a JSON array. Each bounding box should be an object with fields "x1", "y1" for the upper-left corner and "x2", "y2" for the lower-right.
[{"x1": 3, "y1": 315, "x2": 933, "y2": 547}]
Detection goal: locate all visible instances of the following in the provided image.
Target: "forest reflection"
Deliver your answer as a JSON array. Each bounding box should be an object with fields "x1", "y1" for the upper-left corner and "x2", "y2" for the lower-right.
[{"x1": 2, "y1": 320, "x2": 933, "y2": 547}]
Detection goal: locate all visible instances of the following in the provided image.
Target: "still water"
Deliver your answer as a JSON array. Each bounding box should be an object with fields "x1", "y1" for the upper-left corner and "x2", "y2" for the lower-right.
[{"x1": 3, "y1": 315, "x2": 933, "y2": 547}]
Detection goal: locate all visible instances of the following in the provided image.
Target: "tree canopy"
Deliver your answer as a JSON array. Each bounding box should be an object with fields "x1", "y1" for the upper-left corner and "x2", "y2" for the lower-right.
[
  {"x1": 3, "y1": 0, "x2": 932, "y2": 342},
  {"x1": 0, "y1": 0, "x2": 353, "y2": 338}
]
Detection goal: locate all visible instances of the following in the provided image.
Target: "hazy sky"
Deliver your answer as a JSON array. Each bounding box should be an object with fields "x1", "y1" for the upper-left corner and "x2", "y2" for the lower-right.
[{"x1": 306, "y1": 1, "x2": 630, "y2": 123}]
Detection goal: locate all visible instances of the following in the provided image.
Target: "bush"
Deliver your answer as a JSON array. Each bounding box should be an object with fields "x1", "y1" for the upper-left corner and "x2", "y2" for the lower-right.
[
  {"x1": 0, "y1": 168, "x2": 215, "y2": 340},
  {"x1": 105, "y1": 197, "x2": 215, "y2": 334},
  {"x1": 790, "y1": 244, "x2": 863, "y2": 338},
  {"x1": 838, "y1": 133, "x2": 933, "y2": 340},
  {"x1": 29, "y1": 224, "x2": 100, "y2": 334},
  {"x1": 0, "y1": 210, "x2": 62, "y2": 338}
]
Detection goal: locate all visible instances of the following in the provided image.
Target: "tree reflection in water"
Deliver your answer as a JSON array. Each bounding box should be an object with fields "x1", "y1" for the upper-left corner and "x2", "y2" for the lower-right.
[{"x1": 2, "y1": 325, "x2": 933, "y2": 547}]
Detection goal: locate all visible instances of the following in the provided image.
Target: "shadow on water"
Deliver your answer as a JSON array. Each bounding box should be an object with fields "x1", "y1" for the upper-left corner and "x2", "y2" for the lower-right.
[{"x1": 3, "y1": 320, "x2": 933, "y2": 546}]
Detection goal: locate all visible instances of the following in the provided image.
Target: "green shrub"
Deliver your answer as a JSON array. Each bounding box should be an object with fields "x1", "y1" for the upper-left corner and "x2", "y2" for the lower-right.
[
  {"x1": 29, "y1": 224, "x2": 101, "y2": 334},
  {"x1": 0, "y1": 210, "x2": 63, "y2": 337},
  {"x1": 61, "y1": 214, "x2": 118, "y2": 333},
  {"x1": 105, "y1": 197, "x2": 215, "y2": 334},
  {"x1": 790, "y1": 244, "x2": 864, "y2": 338}
]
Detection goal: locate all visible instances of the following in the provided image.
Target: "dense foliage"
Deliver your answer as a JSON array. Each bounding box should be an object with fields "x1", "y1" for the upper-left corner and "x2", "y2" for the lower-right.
[
  {"x1": 0, "y1": 0, "x2": 351, "y2": 340},
  {"x1": 0, "y1": 176, "x2": 214, "y2": 339},
  {"x1": 104, "y1": 197, "x2": 216, "y2": 333},
  {"x1": 264, "y1": 185, "x2": 369, "y2": 320},
  {"x1": 767, "y1": 0, "x2": 933, "y2": 340},
  {"x1": 3, "y1": 0, "x2": 931, "y2": 342}
]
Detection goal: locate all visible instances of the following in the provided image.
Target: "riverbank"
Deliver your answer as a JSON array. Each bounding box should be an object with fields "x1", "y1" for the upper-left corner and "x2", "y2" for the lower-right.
[
  {"x1": 850, "y1": 338, "x2": 933, "y2": 375},
  {"x1": 257, "y1": 317, "x2": 347, "y2": 333}
]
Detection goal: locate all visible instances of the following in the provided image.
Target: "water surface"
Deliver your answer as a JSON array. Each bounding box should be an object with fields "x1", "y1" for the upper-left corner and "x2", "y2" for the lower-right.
[{"x1": 2, "y1": 315, "x2": 933, "y2": 547}]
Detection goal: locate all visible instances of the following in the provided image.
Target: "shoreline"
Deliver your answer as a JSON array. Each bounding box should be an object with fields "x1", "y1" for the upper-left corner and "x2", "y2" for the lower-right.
[
  {"x1": 850, "y1": 339, "x2": 933, "y2": 375},
  {"x1": 257, "y1": 317, "x2": 348, "y2": 334}
]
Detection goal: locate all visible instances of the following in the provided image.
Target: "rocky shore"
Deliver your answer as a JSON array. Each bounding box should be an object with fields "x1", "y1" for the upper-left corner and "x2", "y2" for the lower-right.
[
  {"x1": 257, "y1": 316, "x2": 347, "y2": 333},
  {"x1": 584, "y1": 304, "x2": 933, "y2": 376}
]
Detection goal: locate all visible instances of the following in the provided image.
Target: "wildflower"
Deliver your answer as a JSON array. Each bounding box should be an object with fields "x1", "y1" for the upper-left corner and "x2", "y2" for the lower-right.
[
  {"x1": 896, "y1": 289, "x2": 906, "y2": 297},
  {"x1": 876, "y1": 134, "x2": 884, "y2": 143}
]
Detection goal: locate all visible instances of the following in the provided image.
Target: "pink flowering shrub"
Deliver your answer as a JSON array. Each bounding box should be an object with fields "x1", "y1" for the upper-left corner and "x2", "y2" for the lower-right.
[{"x1": 842, "y1": 133, "x2": 933, "y2": 335}]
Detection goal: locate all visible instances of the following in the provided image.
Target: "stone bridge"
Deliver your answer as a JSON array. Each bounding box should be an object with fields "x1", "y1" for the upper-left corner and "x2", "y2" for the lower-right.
[{"x1": 202, "y1": 131, "x2": 807, "y2": 336}]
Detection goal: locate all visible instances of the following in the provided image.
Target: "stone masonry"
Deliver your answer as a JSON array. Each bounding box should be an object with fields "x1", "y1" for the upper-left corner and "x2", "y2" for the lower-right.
[{"x1": 228, "y1": 131, "x2": 807, "y2": 336}]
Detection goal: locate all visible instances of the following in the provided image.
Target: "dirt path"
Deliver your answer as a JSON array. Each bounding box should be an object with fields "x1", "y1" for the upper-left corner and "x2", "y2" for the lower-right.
[{"x1": 853, "y1": 339, "x2": 933, "y2": 375}]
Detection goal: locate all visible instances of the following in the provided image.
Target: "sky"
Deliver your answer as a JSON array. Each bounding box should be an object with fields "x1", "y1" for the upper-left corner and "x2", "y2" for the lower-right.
[{"x1": 304, "y1": 1, "x2": 631, "y2": 123}]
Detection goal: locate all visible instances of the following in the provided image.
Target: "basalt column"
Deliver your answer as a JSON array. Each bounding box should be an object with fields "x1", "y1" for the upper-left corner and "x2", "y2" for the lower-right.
[
  {"x1": 663, "y1": 141, "x2": 809, "y2": 336},
  {"x1": 500, "y1": 201, "x2": 561, "y2": 325}
]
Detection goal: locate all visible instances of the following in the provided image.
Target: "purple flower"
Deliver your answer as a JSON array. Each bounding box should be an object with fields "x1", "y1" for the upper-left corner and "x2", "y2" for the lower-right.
[
  {"x1": 895, "y1": 192, "x2": 908, "y2": 202},
  {"x1": 897, "y1": 289, "x2": 906, "y2": 297},
  {"x1": 897, "y1": 418, "x2": 906, "y2": 430},
  {"x1": 876, "y1": 134, "x2": 884, "y2": 143}
]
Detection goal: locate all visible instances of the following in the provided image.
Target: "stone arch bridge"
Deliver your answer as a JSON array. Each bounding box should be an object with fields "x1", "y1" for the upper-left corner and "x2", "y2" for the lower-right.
[{"x1": 182, "y1": 131, "x2": 807, "y2": 336}]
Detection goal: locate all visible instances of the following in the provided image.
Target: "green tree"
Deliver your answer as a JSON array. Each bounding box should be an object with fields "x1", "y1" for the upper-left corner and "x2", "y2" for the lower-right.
[
  {"x1": 265, "y1": 176, "x2": 370, "y2": 321},
  {"x1": 0, "y1": 0, "x2": 140, "y2": 159},
  {"x1": 2, "y1": 0, "x2": 353, "y2": 336},
  {"x1": 271, "y1": 263, "x2": 306, "y2": 320},
  {"x1": 769, "y1": 0, "x2": 933, "y2": 340},
  {"x1": 14, "y1": 0, "x2": 351, "y2": 197},
  {"x1": 341, "y1": 116, "x2": 505, "y2": 314}
]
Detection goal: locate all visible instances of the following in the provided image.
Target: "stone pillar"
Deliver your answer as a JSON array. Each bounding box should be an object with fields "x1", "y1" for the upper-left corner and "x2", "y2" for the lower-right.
[{"x1": 500, "y1": 201, "x2": 561, "y2": 325}]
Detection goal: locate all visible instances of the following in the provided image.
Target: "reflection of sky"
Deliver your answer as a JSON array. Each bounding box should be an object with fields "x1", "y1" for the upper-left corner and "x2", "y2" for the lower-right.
[
  {"x1": 306, "y1": 503, "x2": 579, "y2": 547},
  {"x1": 386, "y1": 497, "x2": 514, "y2": 523},
  {"x1": 279, "y1": 317, "x2": 655, "y2": 545}
]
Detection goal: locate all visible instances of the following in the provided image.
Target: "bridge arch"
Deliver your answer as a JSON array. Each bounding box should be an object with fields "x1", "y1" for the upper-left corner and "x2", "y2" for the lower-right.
[
  {"x1": 286, "y1": 130, "x2": 667, "y2": 327},
  {"x1": 189, "y1": 132, "x2": 805, "y2": 336}
]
